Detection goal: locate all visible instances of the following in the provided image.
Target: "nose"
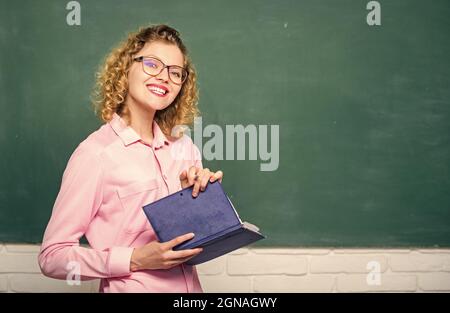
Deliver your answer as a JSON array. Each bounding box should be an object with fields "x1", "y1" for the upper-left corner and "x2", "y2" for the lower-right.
[{"x1": 155, "y1": 67, "x2": 170, "y2": 83}]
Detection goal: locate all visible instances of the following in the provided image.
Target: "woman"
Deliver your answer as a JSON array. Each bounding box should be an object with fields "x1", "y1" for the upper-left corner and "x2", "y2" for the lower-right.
[{"x1": 38, "y1": 24, "x2": 223, "y2": 292}]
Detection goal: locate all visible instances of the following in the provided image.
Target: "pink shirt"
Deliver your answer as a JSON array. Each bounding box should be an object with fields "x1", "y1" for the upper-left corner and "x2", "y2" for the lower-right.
[{"x1": 38, "y1": 113, "x2": 203, "y2": 293}]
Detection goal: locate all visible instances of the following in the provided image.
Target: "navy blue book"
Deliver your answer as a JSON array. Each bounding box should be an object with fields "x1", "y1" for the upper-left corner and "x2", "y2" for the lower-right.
[{"x1": 142, "y1": 181, "x2": 265, "y2": 265}]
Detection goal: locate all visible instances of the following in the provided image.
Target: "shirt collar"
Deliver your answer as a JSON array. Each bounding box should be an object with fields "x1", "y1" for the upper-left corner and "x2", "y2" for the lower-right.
[{"x1": 109, "y1": 112, "x2": 170, "y2": 149}]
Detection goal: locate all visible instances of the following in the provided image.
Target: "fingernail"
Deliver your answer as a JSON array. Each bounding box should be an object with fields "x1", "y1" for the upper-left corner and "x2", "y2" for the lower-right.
[
  {"x1": 193, "y1": 192, "x2": 197, "y2": 197},
  {"x1": 189, "y1": 233, "x2": 195, "y2": 237}
]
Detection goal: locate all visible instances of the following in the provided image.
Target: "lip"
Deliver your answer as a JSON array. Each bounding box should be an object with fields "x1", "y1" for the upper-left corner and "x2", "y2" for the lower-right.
[{"x1": 146, "y1": 83, "x2": 169, "y2": 97}]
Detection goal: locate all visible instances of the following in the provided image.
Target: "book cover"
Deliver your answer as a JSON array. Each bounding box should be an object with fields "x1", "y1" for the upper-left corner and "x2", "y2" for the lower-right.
[{"x1": 142, "y1": 181, "x2": 265, "y2": 265}]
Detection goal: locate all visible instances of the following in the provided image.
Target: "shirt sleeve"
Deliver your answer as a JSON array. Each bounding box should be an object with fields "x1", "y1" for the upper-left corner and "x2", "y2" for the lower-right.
[{"x1": 38, "y1": 145, "x2": 133, "y2": 280}]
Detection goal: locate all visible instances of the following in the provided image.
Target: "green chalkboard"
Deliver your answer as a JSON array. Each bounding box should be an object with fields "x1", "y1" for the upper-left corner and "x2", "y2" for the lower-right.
[{"x1": 1, "y1": 0, "x2": 449, "y2": 246}]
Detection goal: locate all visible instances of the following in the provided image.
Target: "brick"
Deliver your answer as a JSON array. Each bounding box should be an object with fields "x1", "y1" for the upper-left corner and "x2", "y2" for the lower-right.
[
  {"x1": 417, "y1": 249, "x2": 450, "y2": 254},
  {"x1": 254, "y1": 275, "x2": 335, "y2": 292},
  {"x1": 198, "y1": 275, "x2": 251, "y2": 293},
  {"x1": 0, "y1": 275, "x2": 8, "y2": 292},
  {"x1": 334, "y1": 249, "x2": 411, "y2": 254},
  {"x1": 336, "y1": 274, "x2": 416, "y2": 292},
  {"x1": 0, "y1": 253, "x2": 41, "y2": 273},
  {"x1": 197, "y1": 256, "x2": 226, "y2": 275},
  {"x1": 227, "y1": 253, "x2": 307, "y2": 275},
  {"x1": 390, "y1": 252, "x2": 450, "y2": 272},
  {"x1": 418, "y1": 273, "x2": 450, "y2": 291},
  {"x1": 251, "y1": 248, "x2": 330, "y2": 255},
  {"x1": 310, "y1": 255, "x2": 387, "y2": 274},
  {"x1": 5, "y1": 244, "x2": 41, "y2": 253},
  {"x1": 9, "y1": 273, "x2": 94, "y2": 293}
]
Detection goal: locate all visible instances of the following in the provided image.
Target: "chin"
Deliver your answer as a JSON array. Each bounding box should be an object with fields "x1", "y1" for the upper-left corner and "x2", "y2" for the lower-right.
[{"x1": 145, "y1": 101, "x2": 171, "y2": 111}]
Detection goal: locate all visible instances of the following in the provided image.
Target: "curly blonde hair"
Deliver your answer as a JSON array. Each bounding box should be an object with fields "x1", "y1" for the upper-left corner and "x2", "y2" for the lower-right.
[{"x1": 92, "y1": 24, "x2": 200, "y2": 137}]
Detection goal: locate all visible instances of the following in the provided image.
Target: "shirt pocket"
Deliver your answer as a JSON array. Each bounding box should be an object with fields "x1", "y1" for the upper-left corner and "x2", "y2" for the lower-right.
[{"x1": 117, "y1": 179, "x2": 160, "y2": 234}]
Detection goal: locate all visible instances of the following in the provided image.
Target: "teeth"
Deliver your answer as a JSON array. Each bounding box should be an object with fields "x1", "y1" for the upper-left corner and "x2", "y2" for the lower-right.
[{"x1": 148, "y1": 86, "x2": 167, "y2": 95}]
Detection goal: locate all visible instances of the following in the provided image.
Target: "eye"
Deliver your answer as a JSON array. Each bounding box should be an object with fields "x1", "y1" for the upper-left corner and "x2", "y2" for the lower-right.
[
  {"x1": 143, "y1": 60, "x2": 158, "y2": 68},
  {"x1": 170, "y1": 71, "x2": 181, "y2": 78}
]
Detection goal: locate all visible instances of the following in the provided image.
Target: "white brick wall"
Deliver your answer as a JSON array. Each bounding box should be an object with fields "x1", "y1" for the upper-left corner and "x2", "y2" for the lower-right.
[{"x1": 1, "y1": 244, "x2": 449, "y2": 292}]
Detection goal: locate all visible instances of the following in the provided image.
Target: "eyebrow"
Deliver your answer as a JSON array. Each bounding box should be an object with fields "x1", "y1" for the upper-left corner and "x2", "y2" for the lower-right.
[{"x1": 146, "y1": 54, "x2": 184, "y2": 68}]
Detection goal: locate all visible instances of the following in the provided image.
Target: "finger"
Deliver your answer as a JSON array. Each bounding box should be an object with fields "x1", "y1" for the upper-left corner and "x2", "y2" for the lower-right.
[
  {"x1": 209, "y1": 170, "x2": 223, "y2": 183},
  {"x1": 193, "y1": 168, "x2": 211, "y2": 196},
  {"x1": 167, "y1": 247, "x2": 203, "y2": 260},
  {"x1": 192, "y1": 169, "x2": 208, "y2": 197},
  {"x1": 199, "y1": 169, "x2": 211, "y2": 192},
  {"x1": 165, "y1": 255, "x2": 198, "y2": 268},
  {"x1": 165, "y1": 250, "x2": 203, "y2": 267},
  {"x1": 187, "y1": 166, "x2": 198, "y2": 186},
  {"x1": 192, "y1": 176, "x2": 201, "y2": 197},
  {"x1": 163, "y1": 232, "x2": 195, "y2": 250}
]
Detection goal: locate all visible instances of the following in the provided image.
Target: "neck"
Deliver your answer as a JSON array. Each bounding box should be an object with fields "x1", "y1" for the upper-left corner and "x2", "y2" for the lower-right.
[{"x1": 125, "y1": 97, "x2": 156, "y2": 144}]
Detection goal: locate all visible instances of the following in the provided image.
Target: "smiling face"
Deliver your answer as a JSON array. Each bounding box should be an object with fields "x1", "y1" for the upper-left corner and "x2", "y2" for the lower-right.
[{"x1": 125, "y1": 40, "x2": 185, "y2": 114}]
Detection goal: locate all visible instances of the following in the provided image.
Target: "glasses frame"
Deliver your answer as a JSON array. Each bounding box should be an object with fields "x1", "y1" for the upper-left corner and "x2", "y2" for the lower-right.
[{"x1": 133, "y1": 56, "x2": 189, "y2": 85}]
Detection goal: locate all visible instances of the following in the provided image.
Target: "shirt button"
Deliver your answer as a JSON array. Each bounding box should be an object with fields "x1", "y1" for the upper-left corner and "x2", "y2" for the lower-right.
[{"x1": 163, "y1": 174, "x2": 167, "y2": 180}]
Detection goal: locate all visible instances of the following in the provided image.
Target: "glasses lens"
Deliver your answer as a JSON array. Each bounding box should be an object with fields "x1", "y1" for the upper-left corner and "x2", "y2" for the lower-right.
[
  {"x1": 168, "y1": 67, "x2": 187, "y2": 84},
  {"x1": 142, "y1": 58, "x2": 163, "y2": 75},
  {"x1": 142, "y1": 57, "x2": 187, "y2": 84}
]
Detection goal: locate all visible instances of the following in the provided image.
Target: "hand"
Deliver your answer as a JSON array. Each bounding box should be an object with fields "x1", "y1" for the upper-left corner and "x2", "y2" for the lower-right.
[
  {"x1": 130, "y1": 233, "x2": 203, "y2": 271},
  {"x1": 179, "y1": 166, "x2": 224, "y2": 197}
]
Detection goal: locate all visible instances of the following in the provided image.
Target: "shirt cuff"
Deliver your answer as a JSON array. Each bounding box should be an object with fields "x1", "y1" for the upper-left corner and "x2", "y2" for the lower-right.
[{"x1": 108, "y1": 246, "x2": 134, "y2": 277}]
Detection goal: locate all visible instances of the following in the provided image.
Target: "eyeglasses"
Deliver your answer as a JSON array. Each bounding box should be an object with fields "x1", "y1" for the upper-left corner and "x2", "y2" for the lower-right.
[{"x1": 133, "y1": 56, "x2": 188, "y2": 85}]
